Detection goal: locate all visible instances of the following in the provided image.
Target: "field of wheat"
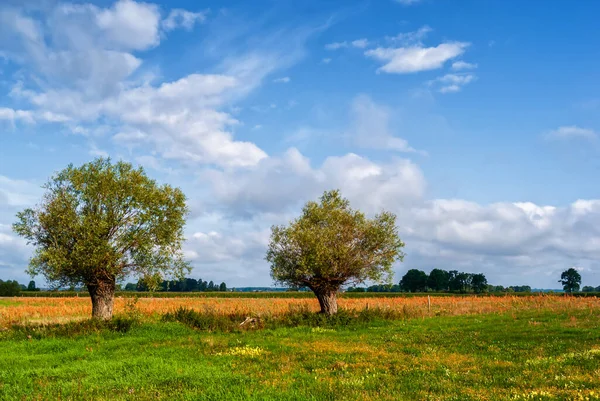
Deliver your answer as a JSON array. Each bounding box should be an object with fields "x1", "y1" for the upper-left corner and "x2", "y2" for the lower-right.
[{"x1": 1, "y1": 294, "x2": 599, "y2": 327}]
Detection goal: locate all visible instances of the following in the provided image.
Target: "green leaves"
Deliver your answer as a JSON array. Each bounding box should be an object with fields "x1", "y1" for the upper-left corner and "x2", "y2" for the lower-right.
[
  {"x1": 266, "y1": 190, "x2": 405, "y2": 292},
  {"x1": 13, "y1": 157, "x2": 190, "y2": 289}
]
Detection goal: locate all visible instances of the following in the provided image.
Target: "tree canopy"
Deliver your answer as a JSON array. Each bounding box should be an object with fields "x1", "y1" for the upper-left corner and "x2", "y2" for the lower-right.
[
  {"x1": 266, "y1": 190, "x2": 405, "y2": 315},
  {"x1": 13, "y1": 158, "x2": 189, "y2": 319},
  {"x1": 400, "y1": 269, "x2": 428, "y2": 292},
  {"x1": 427, "y1": 268, "x2": 450, "y2": 291},
  {"x1": 0, "y1": 280, "x2": 21, "y2": 296},
  {"x1": 559, "y1": 268, "x2": 581, "y2": 293}
]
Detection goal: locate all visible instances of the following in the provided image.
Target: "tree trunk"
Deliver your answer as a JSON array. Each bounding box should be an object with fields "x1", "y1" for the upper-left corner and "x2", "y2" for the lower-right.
[
  {"x1": 87, "y1": 279, "x2": 116, "y2": 320},
  {"x1": 314, "y1": 289, "x2": 338, "y2": 315}
]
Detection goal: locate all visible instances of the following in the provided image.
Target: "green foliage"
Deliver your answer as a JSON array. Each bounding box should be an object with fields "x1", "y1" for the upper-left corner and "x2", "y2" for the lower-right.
[
  {"x1": 559, "y1": 268, "x2": 582, "y2": 293},
  {"x1": 449, "y1": 270, "x2": 473, "y2": 293},
  {"x1": 0, "y1": 279, "x2": 21, "y2": 296},
  {"x1": 12, "y1": 158, "x2": 189, "y2": 292},
  {"x1": 27, "y1": 280, "x2": 39, "y2": 291},
  {"x1": 427, "y1": 268, "x2": 450, "y2": 291},
  {"x1": 266, "y1": 190, "x2": 405, "y2": 292},
  {"x1": 471, "y1": 273, "x2": 488, "y2": 294},
  {"x1": 399, "y1": 269, "x2": 428, "y2": 292}
]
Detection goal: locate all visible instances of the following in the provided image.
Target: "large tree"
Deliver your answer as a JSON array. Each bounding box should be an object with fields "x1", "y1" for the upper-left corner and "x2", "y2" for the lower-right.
[
  {"x1": 13, "y1": 158, "x2": 189, "y2": 319},
  {"x1": 399, "y1": 269, "x2": 428, "y2": 292},
  {"x1": 471, "y1": 273, "x2": 488, "y2": 294},
  {"x1": 559, "y1": 268, "x2": 581, "y2": 293},
  {"x1": 427, "y1": 268, "x2": 450, "y2": 291},
  {"x1": 266, "y1": 190, "x2": 404, "y2": 315}
]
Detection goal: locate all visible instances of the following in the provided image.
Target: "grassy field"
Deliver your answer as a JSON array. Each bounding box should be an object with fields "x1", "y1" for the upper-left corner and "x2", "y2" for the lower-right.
[{"x1": 1, "y1": 296, "x2": 599, "y2": 400}]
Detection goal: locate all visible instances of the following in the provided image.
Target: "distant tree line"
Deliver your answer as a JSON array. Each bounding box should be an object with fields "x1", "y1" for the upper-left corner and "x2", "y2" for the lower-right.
[
  {"x1": 124, "y1": 278, "x2": 228, "y2": 292},
  {"x1": 0, "y1": 280, "x2": 39, "y2": 296},
  {"x1": 347, "y1": 269, "x2": 534, "y2": 294}
]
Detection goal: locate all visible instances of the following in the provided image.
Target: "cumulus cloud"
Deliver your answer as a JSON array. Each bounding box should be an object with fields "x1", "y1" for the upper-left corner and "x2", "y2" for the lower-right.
[
  {"x1": 325, "y1": 39, "x2": 369, "y2": 50},
  {"x1": 0, "y1": 108, "x2": 35, "y2": 124},
  {"x1": 365, "y1": 42, "x2": 469, "y2": 74},
  {"x1": 325, "y1": 41, "x2": 348, "y2": 50},
  {"x1": 94, "y1": 0, "x2": 161, "y2": 50},
  {"x1": 429, "y1": 73, "x2": 477, "y2": 93},
  {"x1": 351, "y1": 38, "x2": 369, "y2": 48},
  {"x1": 545, "y1": 126, "x2": 598, "y2": 141},
  {"x1": 200, "y1": 148, "x2": 426, "y2": 218},
  {"x1": 451, "y1": 60, "x2": 478, "y2": 70},
  {"x1": 0, "y1": 175, "x2": 41, "y2": 208},
  {"x1": 0, "y1": 223, "x2": 31, "y2": 281},
  {"x1": 348, "y1": 94, "x2": 420, "y2": 153},
  {"x1": 1, "y1": 0, "x2": 320, "y2": 169},
  {"x1": 162, "y1": 8, "x2": 207, "y2": 31}
]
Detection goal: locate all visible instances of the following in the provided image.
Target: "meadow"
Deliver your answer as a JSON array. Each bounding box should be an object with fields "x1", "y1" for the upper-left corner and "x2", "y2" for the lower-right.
[{"x1": 1, "y1": 295, "x2": 599, "y2": 400}]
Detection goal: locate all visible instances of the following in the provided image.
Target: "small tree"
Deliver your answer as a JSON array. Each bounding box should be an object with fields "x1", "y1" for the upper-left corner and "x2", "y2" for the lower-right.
[
  {"x1": 27, "y1": 280, "x2": 38, "y2": 291},
  {"x1": 559, "y1": 268, "x2": 581, "y2": 293},
  {"x1": 13, "y1": 158, "x2": 189, "y2": 319},
  {"x1": 399, "y1": 269, "x2": 428, "y2": 292},
  {"x1": 266, "y1": 190, "x2": 404, "y2": 315}
]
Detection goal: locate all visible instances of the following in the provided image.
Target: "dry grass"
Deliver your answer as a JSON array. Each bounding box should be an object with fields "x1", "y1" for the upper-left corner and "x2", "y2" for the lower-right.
[{"x1": 2, "y1": 294, "x2": 599, "y2": 327}]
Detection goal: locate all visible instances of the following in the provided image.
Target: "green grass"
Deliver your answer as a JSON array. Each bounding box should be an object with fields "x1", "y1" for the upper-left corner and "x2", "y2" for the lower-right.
[
  {"x1": 0, "y1": 299, "x2": 21, "y2": 307},
  {"x1": 1, "y1": 309, "x2": 599, "y2": 401}
]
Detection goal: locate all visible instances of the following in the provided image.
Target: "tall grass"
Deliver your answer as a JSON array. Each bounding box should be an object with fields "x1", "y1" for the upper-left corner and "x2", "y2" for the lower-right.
[{"x1": 2, "y1": 294, "x2": 598, "y2": 328}]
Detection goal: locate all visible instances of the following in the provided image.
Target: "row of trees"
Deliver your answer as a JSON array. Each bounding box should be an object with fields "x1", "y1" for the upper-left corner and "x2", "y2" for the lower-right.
[
  {"x1": 0, "y1": 280, "x2": 39, "y2": 296},
  {"x1": 126, "y1": 278, "x2": 227, "y2": 292},
  {"x1": 347, "y1": 282, "x2": 534, "y2": 293},
  {"x1": 398, "y1": 269, "x2": 489, "y2": 293}
]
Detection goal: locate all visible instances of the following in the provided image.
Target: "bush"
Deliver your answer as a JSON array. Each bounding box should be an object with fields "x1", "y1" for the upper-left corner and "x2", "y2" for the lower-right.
[{"x1": 162, "y1": 307, "x2": 250, "y2": 332}]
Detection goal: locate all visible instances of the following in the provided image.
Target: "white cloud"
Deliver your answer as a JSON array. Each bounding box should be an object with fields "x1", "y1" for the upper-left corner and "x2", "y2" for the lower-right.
[
  {"x1": 273, "y1": 76, "x2": 291, "y2": 83},
  {"x1": 201, "y1": 148, "x2": 426, "y2": 218},
  {"x1": 0, "y1": 108, "x2": 35, "y2": 124},
  {"x1": 349, "y1": 94, "x2": 420, "y2": 153},
  {"x1": 386, "y1": 26, "x2": 432, "y2": 46},
  {"x1": 451, "y1": 60, "x2": 478, "y2": 70},
  {"x1": 365, "y1": 42, "x2": 469, "y2": 74},
  {"x1": 322, "y1": 58, "x2": 332, "y2": 64},
  {"x1": 95, "y1": 0, "x2": 161, "y2": 50},
  {"x1": 162, "y1": 8, "x2": 207, "y2": 31},
  {"x1": 325, "y1": 41, "x2": 348, "y2": 50},
  {"x1": 429, "y1": 73, "x2": 477, "y2": 93},
  {"x1": 0, "y1": 223, "x2": 31, "y2": 280},
  {"x1": 545, "y1": 126, "x2": 598, "y2": 141},
  {"x1": 0, "y1": 176, "x2": 41, "y2": 208},
  {"x1": 88, "y1": 143, "x2": 109, "y2": 158},
  {"x1": 326, "y1": 38, "x2": 370, "y2": 50},
  {"x1": 351, "y1": 38, "x2": 369, "y2": 48}
]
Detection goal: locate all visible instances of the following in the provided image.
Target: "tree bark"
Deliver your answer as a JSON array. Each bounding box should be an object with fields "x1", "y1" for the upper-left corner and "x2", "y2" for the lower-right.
[
  {"x1": 314, "y1": 289, "x2": 338, "y2": 315},
  {"x1": 87, "y1": 278, "x2": 116, "y2": 320}
]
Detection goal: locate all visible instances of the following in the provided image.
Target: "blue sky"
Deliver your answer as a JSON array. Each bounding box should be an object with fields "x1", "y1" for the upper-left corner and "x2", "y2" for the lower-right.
[{"x1": 1, "y1": 0, "x2": 600, "y2": 289}]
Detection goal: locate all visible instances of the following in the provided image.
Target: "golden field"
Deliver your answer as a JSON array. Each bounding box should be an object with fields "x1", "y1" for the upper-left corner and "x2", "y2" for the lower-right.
[{"x1": 1, "y1": 294, "x2": 599, "y2": 327}]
